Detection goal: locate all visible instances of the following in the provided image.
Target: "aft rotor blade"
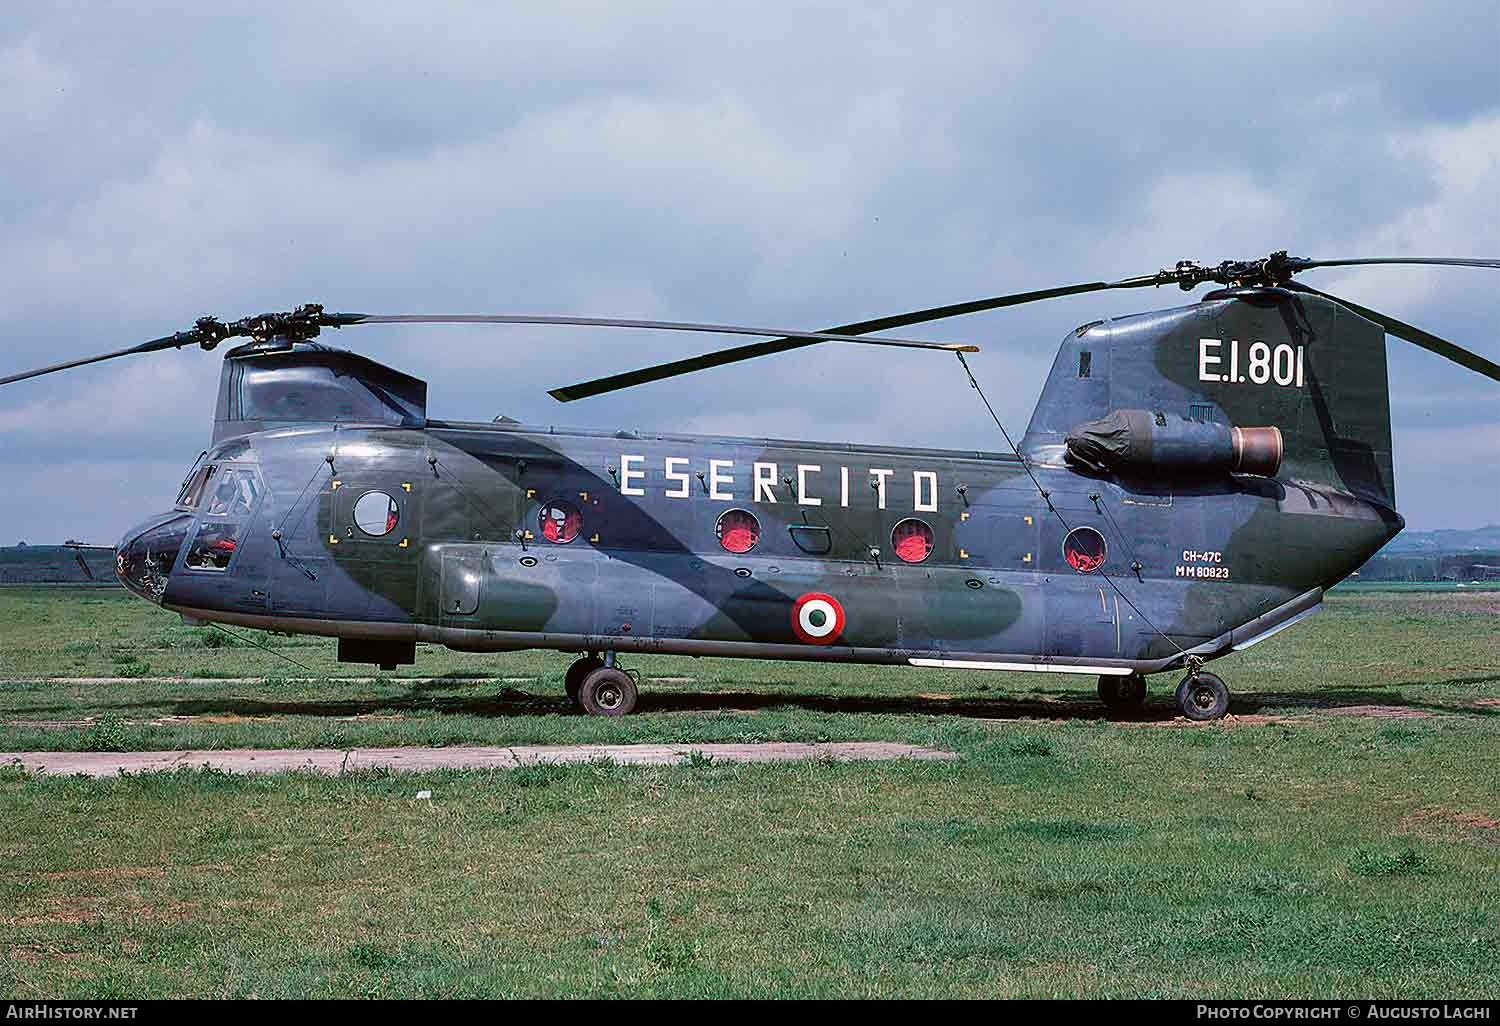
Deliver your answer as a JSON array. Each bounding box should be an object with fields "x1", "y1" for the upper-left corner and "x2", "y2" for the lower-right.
[
  {"x1": 0, "y1": 332, "x2": 204, "y2": 387},
  {"x1": 1287, "y1": 282, "x2": 1500, "y2": 382},
  {"x1": 546, "y1": 276, "x2": 1162, "y2": 402},
  {"x1": 347, "y1": 313, "x2": 977, "y2": 354}
]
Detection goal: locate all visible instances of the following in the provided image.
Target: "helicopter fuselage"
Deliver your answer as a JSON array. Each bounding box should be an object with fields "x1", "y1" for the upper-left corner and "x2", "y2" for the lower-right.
[{"x1": 115, "y1": 414, "x2": 1393, "y2": 677}]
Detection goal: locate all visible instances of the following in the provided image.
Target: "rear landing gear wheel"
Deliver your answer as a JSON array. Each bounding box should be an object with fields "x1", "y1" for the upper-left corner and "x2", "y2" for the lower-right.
[
  {"x1": 579, "y1": 666, "x2": 638, "y2": 717},
  {"x1": 1175, "y1": 670, "x2": 1229, "y2": 721},
  {"x1": 565, "y1": 655, "x2": 603, "y2": 707},
  {"x1": 1098, "y1": 673, "x2": 1147, "y2": 713}
]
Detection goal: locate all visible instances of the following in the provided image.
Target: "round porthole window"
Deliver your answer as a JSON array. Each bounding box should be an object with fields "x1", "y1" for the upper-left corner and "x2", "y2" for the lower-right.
[
  {"x1": 353, "y1": 491, "x2": 400, "y2": 537},
  {"x1": 716, "y1": 508, "x2": 760, "y2": 554},
  {"x1": 539, "y1": 501, "x2": 583, "y2": 544},
  {"x1": 1063, "y1": 526, "x2": 1107, "y2": 573},
  {"x1": 892, "y1": 518, "x2": 934, "y2": 563}
]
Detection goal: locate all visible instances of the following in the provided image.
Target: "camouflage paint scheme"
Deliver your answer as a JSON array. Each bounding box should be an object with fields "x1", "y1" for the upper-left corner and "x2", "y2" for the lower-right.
[{"x1": 116, "y1": 290, "x2": 1402, "y2": 679}]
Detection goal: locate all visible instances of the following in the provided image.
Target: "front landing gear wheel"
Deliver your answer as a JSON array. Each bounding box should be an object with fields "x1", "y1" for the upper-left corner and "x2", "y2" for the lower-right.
[
  {"x1": 579, "y1": 666, "x2": 638, "y2": 717},
  {"x1": 1098, "y1": 673, "x2": 1147, "y2": 713},
  {"x1": 1175, "y1": 671, "x2": 1229, "y2": 721},
  {"x1": 564, "y1": 656, "x2": 603, "y2": 706}
]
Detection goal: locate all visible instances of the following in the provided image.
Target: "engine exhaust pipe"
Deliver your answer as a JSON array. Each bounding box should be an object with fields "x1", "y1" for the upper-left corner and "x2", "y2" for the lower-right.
[
  {"x1": 1065, "y1": 410, "x2": 1283, "y2": 478},
  {"x1": 1231, "y1": 426, "x2": 1283, "y2": 478}
]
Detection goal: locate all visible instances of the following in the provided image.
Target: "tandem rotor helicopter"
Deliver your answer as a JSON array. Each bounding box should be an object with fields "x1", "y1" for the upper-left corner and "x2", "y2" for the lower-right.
[{"x1": 4, "y1": 251, "x2": 1496, "y2": 719}]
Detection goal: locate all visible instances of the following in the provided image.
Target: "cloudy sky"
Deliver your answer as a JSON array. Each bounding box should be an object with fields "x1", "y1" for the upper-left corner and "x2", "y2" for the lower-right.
[{"x1": 1, "y1": 1, "x2": 1496, "y2": 543}]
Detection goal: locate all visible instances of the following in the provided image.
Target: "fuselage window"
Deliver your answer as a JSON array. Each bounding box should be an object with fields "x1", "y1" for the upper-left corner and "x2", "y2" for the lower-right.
[
  {"x1": 892, "y1": 518, "x2": 934, "y2": 563},
  {"x1": 540, "y1": 500, "x2": 583, "y2": 544},
  {"x1": 716, "y1": 509, "x2": 760, "y2": 554},
  {"x1": 1063, "y1": 526, "x2": 1107, "y2": 573},
  {"x1": 354, "y1": 491, "x2": 401, "y2": 538}
]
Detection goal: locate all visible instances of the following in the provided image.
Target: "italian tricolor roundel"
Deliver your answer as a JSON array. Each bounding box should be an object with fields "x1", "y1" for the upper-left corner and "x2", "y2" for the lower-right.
[{"x1": 791, "y1": 592, "x2": 845, "y2": 645}]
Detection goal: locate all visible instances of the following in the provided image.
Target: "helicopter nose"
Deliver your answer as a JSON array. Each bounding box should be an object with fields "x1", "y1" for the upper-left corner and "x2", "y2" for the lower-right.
[{"x1": 115, "y1": 513, "x2": 194, "y2": 603}]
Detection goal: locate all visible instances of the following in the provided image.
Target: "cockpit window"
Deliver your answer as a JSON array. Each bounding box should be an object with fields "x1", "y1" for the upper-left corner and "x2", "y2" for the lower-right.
[
  {"x1": 175, "y1": 452, "x2": 207, "y2": 505},
  {"x1": 184, "y1": 466, "x2": 263, "y2": 572},
  {"x1": 185, "y1": 520, "x2": 245, "y2": 571},
  {"x1": 178, "y1": 441, "x2": 258, "y2": 510},
  {"x1": 203, "y1": 468, "x2": 261, "y2": 518},
  {"x1": 177, "y1": 462, "x2": 215, "y2": 508}
]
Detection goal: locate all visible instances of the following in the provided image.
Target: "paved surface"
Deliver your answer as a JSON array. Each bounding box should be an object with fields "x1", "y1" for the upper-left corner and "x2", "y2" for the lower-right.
[
  {"x1": 0, "y1": 676, "x2": 549, "y2": 686},
  {"x1": 0, "y1": 676, "x2": 706, "y2": 687},
  {"x1": 0, "y1": 742, "x2": 957, "y2": 778}
]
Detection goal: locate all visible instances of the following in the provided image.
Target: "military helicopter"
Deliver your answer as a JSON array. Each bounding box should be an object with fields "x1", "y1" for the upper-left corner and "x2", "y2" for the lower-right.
[{"x1": 4, "y1": 251, "x2": 1496, "y2": 719}]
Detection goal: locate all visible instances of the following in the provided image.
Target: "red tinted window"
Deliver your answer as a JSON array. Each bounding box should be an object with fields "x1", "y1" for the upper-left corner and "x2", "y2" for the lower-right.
[
  {"x1": 892, "y1": 518, "x2": 934, "y2": 563},
  {"x1": 1063, "y1": 526, "x2": 1107, "y2": 572},
  {"x1": 716, "y1": 509, "x2": 760, "y2": 554},
  {"x1": 539, "y1": 501, "x2": 583, "y2": 544}
]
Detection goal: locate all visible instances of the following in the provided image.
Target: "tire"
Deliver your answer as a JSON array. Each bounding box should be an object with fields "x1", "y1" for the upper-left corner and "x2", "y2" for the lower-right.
[
  {"x1": 578, "y1": 666, "x2": 638, "y2": 717},
  {"x1": 1175, "y1": 671, "x2": 1229, "y2": 721},
  {"x1": 564, "y1": 656, "x2": 603, "y2": 706},
  {"x1": 1098, "y1": 673, "x2": 1147, "y2": 712}
]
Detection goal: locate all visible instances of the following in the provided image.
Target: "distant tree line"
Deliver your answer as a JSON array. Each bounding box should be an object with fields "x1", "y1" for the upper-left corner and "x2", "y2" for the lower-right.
[
  {"x1": 0, "y1": 544, "x2": 117, "y2": 586},
  {"x1": 1357, "y1": 552, "x2": 1500, "y2": 582}
]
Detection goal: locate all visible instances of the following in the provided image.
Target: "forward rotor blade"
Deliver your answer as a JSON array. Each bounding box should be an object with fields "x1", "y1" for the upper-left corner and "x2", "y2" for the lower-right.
[
  {"x1": 1287, "y1": 282, "x2": 1500, "y2": 382},
  {"x1": 547, "y1": 276, "x2": 1162, "y2": 402},
  {"x1": 348, "y1": 313, "x2": 977, "y2": 354},
  {"x1": 1295, "y1": 256, "x2": 1500, "y2": 272},
  {"x1": 0, "y1": 331, "x2": 204, "y2": 387},
  {"x1": 0, "y1": 312, "x2": 972, "y2": 390}
]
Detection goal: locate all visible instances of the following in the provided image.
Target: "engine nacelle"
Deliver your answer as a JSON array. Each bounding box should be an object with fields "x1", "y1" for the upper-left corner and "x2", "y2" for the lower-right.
[{"x1": 1065, "y1": 409, "x2": 1282, "y2": 478}]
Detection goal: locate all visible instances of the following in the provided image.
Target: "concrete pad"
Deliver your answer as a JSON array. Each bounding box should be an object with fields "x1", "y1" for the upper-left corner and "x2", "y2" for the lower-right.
[
  {"x1": 0, "y1": 676, "x2": 695, "y2": 687},
  {"x1": 0, "y1": 742, "x2": 957, "y2": 778},
  {"x1": 0, "y1": 676, "x2": 530, "y2": 686}
]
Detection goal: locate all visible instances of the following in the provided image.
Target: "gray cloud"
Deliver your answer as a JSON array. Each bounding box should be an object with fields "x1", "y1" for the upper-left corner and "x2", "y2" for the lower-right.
[{"x1": 1, "y1": 1, "x2": 1496, "y2": 543}]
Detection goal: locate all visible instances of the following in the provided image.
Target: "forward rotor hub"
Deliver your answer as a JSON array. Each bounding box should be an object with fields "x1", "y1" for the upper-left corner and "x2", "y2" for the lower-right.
[
  {"x1": 1153, "y1": 251, "x2": 1309, "y2": 291},
  {"x1": 191, "y1": 303, "x2": 342, "y2": 351}
]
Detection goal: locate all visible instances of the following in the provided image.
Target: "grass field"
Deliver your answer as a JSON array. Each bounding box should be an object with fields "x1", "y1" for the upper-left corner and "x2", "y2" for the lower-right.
[{"x1": 0, "y1": 585, "x2": 1496, "y2": 998}]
